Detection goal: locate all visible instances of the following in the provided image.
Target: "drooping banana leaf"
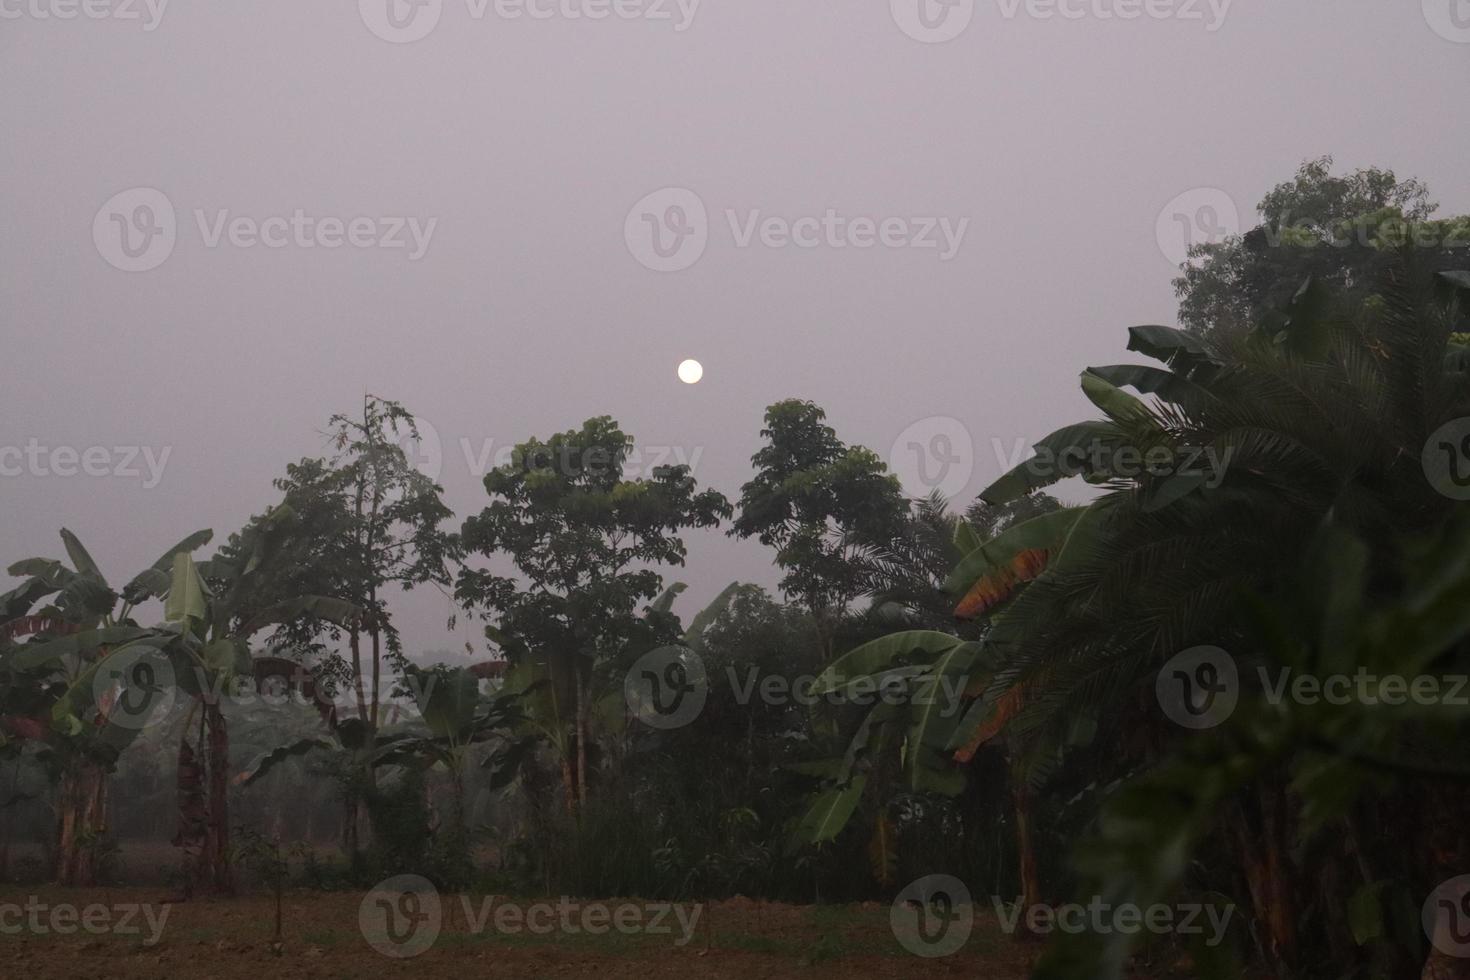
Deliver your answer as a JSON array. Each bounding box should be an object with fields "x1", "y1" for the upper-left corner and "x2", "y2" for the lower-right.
[
  {"x1": 808, "y1": 631, "x2": 964, "y2": 696},
  {"x1": 237, "y1": 596, "x2": 358, "y2": 639},
  {"x1": 1125, "y1": 324, "x2": 1218, "y2": 379},
  {"x1": 48, "y1": 632, "x2": 175, "y2": 725},
  {"x1": 8, "y1": 625, "x2": 153, "y2": 671},
  {"x1": 120, "y1": 529, "x2": 213, "y2": 604},
  {"x1": 840, "y1": 700, "x2": 903, "y2": 782},
  {"x1": 980, "y1": 421, "x2": 1125, "y2": 505},
  {"x1": 164, "y1": 553, "x2": 208, "y2": 625},
  {"x1": 5, "y1": 559, "x2": 75, "y2": 589},
  {"x1": 905, "y1": 642, "x2": 981, "y2": 791},
  {"x1": 236, "y1": 736, "x2": 336, "y2": 786},
  {"x1": 792, "y1": 775, "x2": 867, "y2": 846},
  {"x1": 649, "y1": 581, "x2": 686, "y2": 615},
  {"x1": 945, "y1": 507, "x2": 1086, "y2": 597},
  {"x1": 685, "y1": 581, "x2": 742, "y2": 651},
  {"x1": 1084, "y1": 364, "x2": 1216, "y2": 412},
  {"x1": 1080, "y1": 370, "x2": 1158, "y2": 427},
  {"x1": 0, "y1": 577, "x2": 60, "y2": 623}
]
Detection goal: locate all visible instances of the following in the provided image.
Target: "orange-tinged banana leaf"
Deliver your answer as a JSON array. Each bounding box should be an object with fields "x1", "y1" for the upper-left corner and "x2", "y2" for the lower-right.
[
  {"x1": 944, "y1": 507, "x2": 1085, "y2": 619},
  {"x1": 952, "y1": 682, "x2": 1028, "y2": 763},
  {"x1": 954, "y1": 547, "x2": 1051, "y2": 620}
]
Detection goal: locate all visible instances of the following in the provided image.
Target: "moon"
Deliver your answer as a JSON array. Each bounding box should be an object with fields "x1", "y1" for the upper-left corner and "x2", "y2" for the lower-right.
[{"x1": 678, "y1": 359, "x2": 704, "y2": 384}]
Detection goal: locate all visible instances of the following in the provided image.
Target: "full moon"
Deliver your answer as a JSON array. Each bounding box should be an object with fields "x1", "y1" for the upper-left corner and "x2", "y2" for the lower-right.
[{"x1": 677, "y1": 359, "x2": 704, "y2": 384}]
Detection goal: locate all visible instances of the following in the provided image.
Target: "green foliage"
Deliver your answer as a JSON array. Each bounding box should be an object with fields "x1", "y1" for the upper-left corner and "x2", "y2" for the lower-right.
[
  {"x1": 1034, "y1": 513, "x2": 1470, "y2": 978},
  {"x1": 731, "y1": 400, "x2": 907, "y2": 656},
  {"x1": 458, "y1": 415, "x2": 729, "y2": 663},
  {"x1": 1176, "y1": 156, "x2": 1468, "y2": 340},
  {"x1": 455, "y1": 415, "x2": 729, "y2": 812}
]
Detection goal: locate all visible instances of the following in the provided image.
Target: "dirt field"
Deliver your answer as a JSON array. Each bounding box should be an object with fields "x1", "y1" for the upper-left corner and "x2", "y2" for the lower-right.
[{"x1": 0, "y1": 887, "x2": 1060, "y2": 979}]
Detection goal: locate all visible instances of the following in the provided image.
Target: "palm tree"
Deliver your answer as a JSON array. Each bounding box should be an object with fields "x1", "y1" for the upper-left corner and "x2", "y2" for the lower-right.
[
  {"x1": 968, "y1": 266, "x2": 1468, "y2": 754},
  {"x1": 807, "y1": 258, "x2": 1470, "y2": 973}
]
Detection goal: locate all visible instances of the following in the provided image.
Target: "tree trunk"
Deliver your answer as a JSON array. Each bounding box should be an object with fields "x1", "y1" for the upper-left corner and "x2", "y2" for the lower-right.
[
  {"x1": 202, "y1": 703, "x2": 234, "y2": 893},
  {"x1": 369, "y1": 624, "x2": 381, "y2": 729},
  {"x1": 174, "y1": 737, "x2": 206, "y2": 898},
  {"x1": 1228, "y1": 781, "x2": 1297, "y2": 976},
  {"x1": 559, "y1": 750, "x2": 578, "y2": 816},
  {"x1": 0, "y1": 760, "x2": 17, "y2": 881},
  {"x1": 1420, "y1": 783, "x2": 1470, "y2": 980},
  {"x1": 341, "y1": 624, "x2": 380, "y2": 857},
  {"x1": 343, "y1": 793, "x2": 360, "y2": 856},
  {"x1": 575, "y1": 670, "x2": 589, "y2": 810},
  {"x1": 450, "y1": 760, "x2": 467, "y2": 833},
  {"x1": 349, "y1": 628, "x2": 370, "y2": 726},
  {"x1": 56, "y1": 761, "x2": 107, "y2": 886},
  {"x1": 1009, "y1": 760, "x2": 1041, "y2": 919},
  {"x1": 1423, "y1": 948, "x2": 1470, "y2": 980}
]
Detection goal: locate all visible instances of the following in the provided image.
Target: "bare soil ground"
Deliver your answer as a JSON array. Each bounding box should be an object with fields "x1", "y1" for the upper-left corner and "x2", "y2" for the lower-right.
[{"x1": 0, "y1": 887, "x2": 1067, "y2": 979}]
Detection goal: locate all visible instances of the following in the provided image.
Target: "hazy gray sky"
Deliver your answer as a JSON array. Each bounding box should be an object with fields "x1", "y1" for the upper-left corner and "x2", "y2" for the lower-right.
[{"x1": 2, "y1": 0, "x2": 1467, "y2": 662}]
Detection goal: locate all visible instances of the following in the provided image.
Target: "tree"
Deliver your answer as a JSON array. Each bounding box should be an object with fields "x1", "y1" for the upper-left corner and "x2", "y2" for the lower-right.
[
  {"x1": 372, "y1": 664, "x2": 522, "y2": 835},
  {"x1": 262, "y1": 396, "x2": 457, "y2": 854},
  {"x1": 456, "y1": 416, "x2": 729, "y2": 812},
  {"x1": 959, "y1": 262, "x2": 1470, "y2": 975},
  {"x1": 1032, "y1": 515, "x2": 1470, "y2": 980},
  {"x1": 0, "y1": 528, "x2": 209, "y2": 885},
  {"x1": 158, "y1": 510, "x2": 358, "y2": 897},
  {"x1": 731, "y1": 400, "x2": 908, "y2": 660},
  {"x1": 1176, "y1": 156, "x2": 1469, "y2": 340},
  {"x1": 852, "y1": 490, "x2": 1063, "y2": 633},
  {"x1": 798, "y1": 258, "x2": 1470, "y2": 972}
]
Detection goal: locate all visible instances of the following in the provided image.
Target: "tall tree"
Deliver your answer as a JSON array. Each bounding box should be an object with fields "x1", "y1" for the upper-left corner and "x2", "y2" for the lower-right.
[
  {"x1": 1176, "y1": 156, "x2": 1469, "y2": 340},
  {"x1": 260, "y1": 396, "x2": 456, "y2": 853},
  {"x1": 456, "y1": 416, "x2": 729, "y2": 811},
  {"x1": 731, "y1": 400, "x2": 908, "y2": 660}
]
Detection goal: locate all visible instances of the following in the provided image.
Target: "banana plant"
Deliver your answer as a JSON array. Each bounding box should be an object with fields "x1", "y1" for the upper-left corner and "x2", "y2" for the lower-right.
[
  {"x1": 370, "y1": 664, "x2": 524, "y2": 831},
  {"x1": 0, "y1": 527, "x2": 211, "y2": 885},
  {"x1": 160, "y1": 512, "x2": 359, "y2": 897}
]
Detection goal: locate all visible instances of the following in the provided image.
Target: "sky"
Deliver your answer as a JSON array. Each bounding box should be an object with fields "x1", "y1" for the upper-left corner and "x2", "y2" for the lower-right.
[{"x1": 2, "y1": 0, "x2": 1467, "y2": 665}]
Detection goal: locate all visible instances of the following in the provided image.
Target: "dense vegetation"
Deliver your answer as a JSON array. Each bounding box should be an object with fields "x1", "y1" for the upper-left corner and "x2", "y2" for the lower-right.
[{"x1": 3, "y1": 160, "x2": 1469, "y2": 979}]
